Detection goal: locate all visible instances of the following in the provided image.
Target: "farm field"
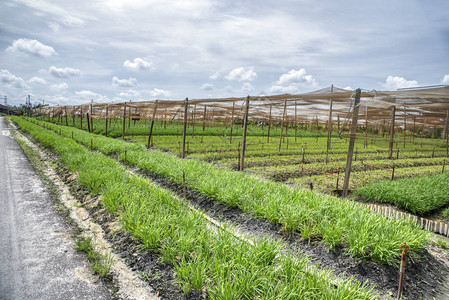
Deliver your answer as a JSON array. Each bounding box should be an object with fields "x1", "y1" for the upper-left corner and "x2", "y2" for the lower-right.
[
  {"x1": 12, "y1": 115, "x2": 449, "y2": 299},
  {"x1": 41, "y1": 115, "x2": 449, "y2": 220}
]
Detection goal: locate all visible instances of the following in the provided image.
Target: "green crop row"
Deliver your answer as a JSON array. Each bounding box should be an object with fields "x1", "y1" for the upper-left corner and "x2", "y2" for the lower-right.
[
  {"x1": 12, "y1": 116, "x2": 377, "y2": 299},
  {"x1": 291, "y1": 165, "x2": 445, "y2": 193},
  {"x1": 43, "y1": 116, "x2": 333, "y2": 138},
  {"x1": 252, "y1": 156, "x2": 447, "y2": 181},
  {"x1": 28, "y1": 117, "x2": 429, "y2": 266},
  {"x1": 354, "y1": 172, "x2": 449, "y2": 215}
]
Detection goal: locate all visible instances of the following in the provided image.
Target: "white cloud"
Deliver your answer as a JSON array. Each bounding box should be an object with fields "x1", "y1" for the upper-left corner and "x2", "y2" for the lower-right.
[
  {"x1": 50, "y1": 82, "x2": 69, "y2": 91},
  {"x1": 209, "y1": 72, "x2": 221, "y2": 80},
  {"x1": 29, "y1": 76, "x2": 47, "y2": 84},
  {"x1": 200, "y1": 83, "x2": 214, "y2": 91},
  {"x1": 117, "y1": 89, "x2": 141, "y2": 98},
  {"x1": 225, "y1": 67, "x2": 257, "y2": 81},
  {"x1": 123, "y1": 57, "x2": 152, "y2": 70},
  {"x1": 112, "y1": 76, "x2": 138, "y2": 87},
  {"x1": 267, "y1": 68, "x2": 318, "y2": 94},
  {"x1": 49, "y1": 66, "x2": 81, "y2": 78},
  {"x1": 241, "y1": 82, "x2": 254, "y2": 92},
  {"x1": 6, "y1": 38, "x2": 56, "y2": 57},
  {"x1": 75, "y1": 90, "x2": 109, "y2": 102},
  {"x1": 441, "y1": 74, "x2": 449, "y2": 85},
  {"x1": 149, "y1": 88, "x2": 169, "y2": 97},
  {"x1": 343, "y1": 86, "x2": 353, "y2": 90},
  {"x1": 0, "y1": 69, "x2": 28, "y2": 88},
  {"x1": 382, "y1": 76, "x2": 418, "y2": 90}
]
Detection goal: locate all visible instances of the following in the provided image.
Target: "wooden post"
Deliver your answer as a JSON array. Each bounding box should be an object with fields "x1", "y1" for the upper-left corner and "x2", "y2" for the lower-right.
[
  {"x1": 326, "y1": 87, "x2": 333, "y2": 164},
  {"x1": 267, "y1": 105, "x2": 272, "y2": 143},
  {"x1": 147, "y1": 100, "x2": 158, "y2": 148},
  {"x1": 365, "y1": 105, "x2": 368, "y2": 148},
  {"x1": 337, "y1": 115, "x2": 340, "y2": 137},
  {"x1": 230, "y1": 101, "x2": 235, "y2": 143},
  {"x1": 294, "y1": 101, "x2": 298, "y2": 143},
  {"x1": 336, "y1": 167, "x2": 341, "y2": 191},
  {"x1": 128, "y1": 104, "x2": 132, "y2": 128},
  {"x1": 105, "y1": 104, "x2": 109, "y2": 137},
  {"x1": 388, "y1": 106, "x2": 396, "y2": 159},
  {"x1": 182, "y1": 98, "x2": 188, "y2": 158},
  {"x1": 342, "y1": 89, "x2": 361, "y2": 198},
  {"x1": 239, "y1": 96, "x2": 250, "y2": 171},
  {"x1": 192, "y1": 104, "x2": 196, "y2": 137},
  {"x1": 80, "y1": 106, "x2": 83, "y2": 129},
  {"x1": 65, "y1": 106, "x2": 68, "y2": 126},
  {"x1": 87, "y1": 113, "x2": 91, "y2": 133},
  {"x1": 90, "y1": 102, "x2": 94, "y2": 131},
  {"x1": 202, "y1": 105, "x2": 207, "y2": 132},
  {"x1": 403, "y1": 107, "x2": 407, "y2": 148},
  {"x1": 445, "y1": 110, "x2": 449, "y2": 157},
  {"x1": 72, "y1": 109, "x2": 75, "y2": 127},
  {"x1": 279, "y1": 100, "x2": 287, "y2": 152},
  {"x1": 122, "y1": 103, "x2": 127, "y2": 139}
]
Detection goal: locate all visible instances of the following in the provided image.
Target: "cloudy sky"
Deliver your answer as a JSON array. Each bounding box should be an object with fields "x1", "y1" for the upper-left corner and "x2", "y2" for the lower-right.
[{"x1": 1, "y1": 0, "x2": 448, "y2": 106}]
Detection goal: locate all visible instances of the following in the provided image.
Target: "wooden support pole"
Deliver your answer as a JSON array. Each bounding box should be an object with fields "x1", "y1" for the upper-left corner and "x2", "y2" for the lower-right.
[
  {"x1": 230, "y1": 101, "x2": 235, "y2": 143},
  {"x1": 105, "y1": 104, "x2": 109, "y2": 137},
  {"x1": 326, "y1": 87, "x2": 333, "y2": 163},
  {"x1": 294, "y1": 101, "x2": 298, "y2": 143},
  {"x1": 182, "y1": 98, "x2": 189, "y2": 158},
  {"x1": 267, "y1": 105, "x2": 272, "y2": 143},
  {"x1": 388, "y1": 106, "x2": 396, "y2": 159},
  {"x1": 278, "y1": 100, "x2": 287, "y2": 152},
  {"x1": 202, "y1": 105, "x2": 207, "y2": 132},
  {"x1": 192, "y1": 104, "x2": 196, "y2": 137},
  {"x1": 403, "y1": 107, "x2": 407, "y2": 148},
  {"x1": 87, "y1": 113, "x2": 91, "y2": 133},
  {"x1": 128, "y1": 105, "x2": 131, "y2": 128},
  {"x1": 90, "y1": 102, "x2": 94, "y2": 131},
  {"x1": 239, "y1": 96, "x2": 250, "y2": 171},
  {"x1": 365, "y1": 105, "x2": 368, "y2": 148},
  {"x1": 147, "y1": 100, "x2": 158, "y2": 148},
  {"x1": 342, "y1": 88, "x2": 361, "y2": 198},
  {"x1": 80, "y1": 106, "x2": 83, "y2": 129},
  {"x1": 337, "y1": 115, "x2": 340, "y2": 137},
  {"x1": 122, "y1": 103, "x2": 127, "y2": 139},
  {"x1": 65, "y1": 106, "x2": 68, "y2": 126},
  {"x1": 446, "y1": 110, "x2": 449, "y2": 157}
]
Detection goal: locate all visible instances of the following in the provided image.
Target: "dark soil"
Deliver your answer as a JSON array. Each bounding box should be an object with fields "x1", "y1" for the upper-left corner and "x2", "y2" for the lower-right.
[{"x1": 129, "y1": 162, "x2": 449, "y2": 300}]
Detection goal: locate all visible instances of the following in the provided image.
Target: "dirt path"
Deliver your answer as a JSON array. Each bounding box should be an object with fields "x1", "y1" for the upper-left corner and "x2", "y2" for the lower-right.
[{"x1": 0, "y1": 116, "x2": 111, "y2": 300}]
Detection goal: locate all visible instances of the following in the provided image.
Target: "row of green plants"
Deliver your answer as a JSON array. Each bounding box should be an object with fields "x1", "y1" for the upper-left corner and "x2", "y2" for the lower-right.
[
  {"x1": 28, "y1": 117, "x2": 429, "y2": 266},
  {"x1": 354, "y1": 171, "x2": 449, "y2": 215},
  {"x1": 43, "y1": 116, "x2": 334, "y2": 138},
  {"x1": 290, "y1": 165, "x2": 445, "y2": 196},
  {"x1": 13, "y1": 116, "x2": 376, "y2": 299},
  {"x1": 252, "y1": 156, "x2": 448, "y2": 180}
]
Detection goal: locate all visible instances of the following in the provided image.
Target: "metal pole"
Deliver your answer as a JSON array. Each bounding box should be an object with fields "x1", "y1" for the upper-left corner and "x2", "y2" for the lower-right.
[{"x1": 342, "y1": 89, "x2": 361, "y2": 197}]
